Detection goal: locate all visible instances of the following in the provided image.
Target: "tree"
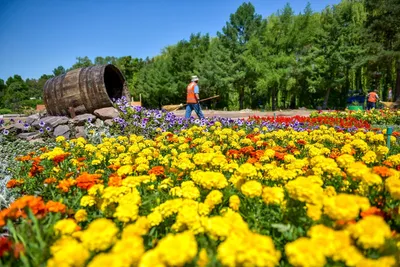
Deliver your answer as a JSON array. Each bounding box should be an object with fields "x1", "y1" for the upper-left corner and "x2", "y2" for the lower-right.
[
  {"x1": 52, "y1": 66, "x2": 66, "y2": 76},
  {"x1": 364, "y1": 0, "x2": 400, "y2": 100},
  {"x1": 70, "y1": 56, "x2": 93, "y2": 70},
  {"x1": 218, "y1": 2, "x2": 263, "y2": 110}
]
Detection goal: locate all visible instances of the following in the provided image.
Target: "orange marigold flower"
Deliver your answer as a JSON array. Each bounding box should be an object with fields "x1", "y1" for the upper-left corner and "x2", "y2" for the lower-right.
[
  {"x1": 226, "y1": 149, "x2": 241, "y2": 159},
  {"x1": 6, "y1": 179, "x2": 24, "y2": 188},
  {"x1": 65, "y1": 172, "x2": 75, "y2": 178},
  {"x1": 148, "y1": 166, "x2": 165, "y2": 176},
  {"x1": 39, "y1": 147, "x2": 47, "y2": 152},
  {"x1": 28, "y1": 157, "x2": 44, "y2": 177},
  {"x1": 15, "y1": 155, "x2": 31, "y2": 162},
  {"x1": 296, "y1": 139, "x2": 307, "y2": 145},
  {"x1": 77, "y1": 157, "x2": 86, "y2": 162},
  {"x1": 108, "y1": 173, "x2": 122, "y2": 187},
  {"x1": 372, "y1": 166, "x2": 393, "y2": 178},
  {"x1": 76, "y1": 172, "x2": 102, "y2": 190},
  {"x1": 382, "y1": 160, "x2": 394, "y2": 168},
  {"x1": 107, "y1": 164, "x2": 120, "y2": 171},
  {"x1": 45, "y1": 201, "x2": 66, "y2": 213},
  {"x1": 6, "y1": 196, "x2": 46, "y2": 220},
  {"x1": 246, "y1": 157, "x2": 258, "y2": 164},
  {"x1": 274, "y1": 152, "x2": 286, "y2": 161},
  {"x1": 44, "y1": 177, "x2": 57, "y2": 184},
  {"x1": 360, "y1": 207, "x2": 385, "y2": 218},
  {"x1": 52, "y1": 153, "x2": 71, "y2": 165},
  {"x1": 240, "y1": 146, "x2": 255, "y2": 155},
  {"x1": 57, "y1": 178, "x2": 76, "y2": 193}
]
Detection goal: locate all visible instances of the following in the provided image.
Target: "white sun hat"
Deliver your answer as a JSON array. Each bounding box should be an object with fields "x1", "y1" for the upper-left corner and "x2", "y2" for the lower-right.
[{"x1": 191, "y1": 75, "x2": 199, "y2": 82}]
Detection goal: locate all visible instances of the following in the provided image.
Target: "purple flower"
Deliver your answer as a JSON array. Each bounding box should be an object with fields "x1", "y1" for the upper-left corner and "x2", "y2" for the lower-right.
[
  {"x1": 24, "y1": 123, "x2": 30, "y2": 130},
  {"x1": 46, "y1": 126, "x2": 51, "y2": 131},
  {"x1": 39, "y1": 128, "x2": 44, "y2": 134},
  {"x1": 2, "y1": 129, "x2": 9, "y2": 135},
  {"x1": 39, "y1": 121, "x2": 45, "y2": 127},
  {"x1": 18, "y1": 120, "x2": 22, "y2": 123}
]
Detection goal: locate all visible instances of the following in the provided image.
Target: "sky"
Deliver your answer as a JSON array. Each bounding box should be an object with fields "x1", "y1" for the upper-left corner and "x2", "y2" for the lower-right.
[{"x1": 0, "y1": 0, "x2": 340, "y2": 81}]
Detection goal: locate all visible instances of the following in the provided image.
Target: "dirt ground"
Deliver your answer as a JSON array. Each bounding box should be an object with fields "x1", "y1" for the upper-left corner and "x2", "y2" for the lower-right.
[{"x1": 172, "y1": 109, "x2": 314, "y2": 119}]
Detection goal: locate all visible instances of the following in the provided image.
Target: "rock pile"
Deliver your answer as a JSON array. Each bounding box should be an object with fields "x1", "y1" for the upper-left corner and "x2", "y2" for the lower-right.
[{"x1": 4, "y1": 107, "x2": 119, "y2": 141}]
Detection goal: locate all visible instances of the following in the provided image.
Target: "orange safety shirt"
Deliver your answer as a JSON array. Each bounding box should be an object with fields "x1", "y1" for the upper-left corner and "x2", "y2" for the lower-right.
[
  {"x1": 186, "y1": 82, "x2": 198, "y2": 104},
  {"x1": 368, "y1": 92, "x2": 378, "y2": 103}
]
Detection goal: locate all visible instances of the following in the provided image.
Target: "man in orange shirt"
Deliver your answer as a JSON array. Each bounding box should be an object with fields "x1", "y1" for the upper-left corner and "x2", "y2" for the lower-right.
[
  {"x1": 185, "y1": 76, "x2": 205, "y2": 119},
  {"x1": 366, "y1": 89, "x2": 379, "y2": 110}
]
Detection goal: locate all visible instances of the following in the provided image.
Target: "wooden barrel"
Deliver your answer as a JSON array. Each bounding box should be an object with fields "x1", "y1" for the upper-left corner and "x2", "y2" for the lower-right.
[{"x1": 43, "y1": 64, "x2": 130, "y2": 116}]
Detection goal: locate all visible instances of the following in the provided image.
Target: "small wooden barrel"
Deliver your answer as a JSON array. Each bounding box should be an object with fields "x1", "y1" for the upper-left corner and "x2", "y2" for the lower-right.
[{"x1": 43, "y1": 64, "x2": 130, "y2": 116}]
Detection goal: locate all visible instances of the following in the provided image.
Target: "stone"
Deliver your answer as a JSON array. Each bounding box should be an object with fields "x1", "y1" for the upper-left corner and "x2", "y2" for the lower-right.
[
  {"x1": 75, "y1": 126, "x2": 85, "y2": 138},
  {"x1": 72, "y1": 114, "x2": 96, "y2": 126},
  {"x1": 17, "y1": 132, "x2": 41, "y2": 141},
  {"x1": 94, "y1": 107, "x2": 119, "y2": 120},
  {"x1": 29, "y1": 138, "x2": 45, "y2": 144},
  {"x1": 53, "y1": 125, "x2": 70, "y2": 139},
  {"x1": 32, "y1": 116, "x2": 69, "y2": 129},
  {"x1": 104, "y1": 119, "x2": 114, "y2": 126},
  {"x1": 10, "y1": 123, "x2": 29, "y2": 133},
  {"x1": 26, "y1": 114, "x2": 40, "y2": 125},
  {"x1": 94, "y1": 118, "x2": 103, "y2": 128}
]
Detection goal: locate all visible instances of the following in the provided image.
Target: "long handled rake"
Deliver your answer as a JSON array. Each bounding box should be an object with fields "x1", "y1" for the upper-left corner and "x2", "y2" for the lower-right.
[{"x1": 162, "y1": 95, "x2": 220, "y2": 112}]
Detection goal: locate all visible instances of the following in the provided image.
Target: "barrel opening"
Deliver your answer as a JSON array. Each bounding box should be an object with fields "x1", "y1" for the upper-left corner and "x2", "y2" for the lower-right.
[{"x1": 104, "y1": 65, "x2": 124, "y2": 100}]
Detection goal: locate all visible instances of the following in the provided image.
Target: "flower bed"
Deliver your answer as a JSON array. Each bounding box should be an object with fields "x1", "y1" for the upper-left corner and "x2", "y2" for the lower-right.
[
  {"x1": 310, "y1": 108, "x2": 400, "y2": 125},
  {"x1": 1, "y1": 118, "x2": 400, "y2": 266}
]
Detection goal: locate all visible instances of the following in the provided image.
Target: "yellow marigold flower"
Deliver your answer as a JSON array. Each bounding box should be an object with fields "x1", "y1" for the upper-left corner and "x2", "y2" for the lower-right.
[
  {"x1": 236, "y1": 163, "x2": 258, "y2": 178},
  {"x1": 306, "y1": 204, "x2": 322, "y2": 221},
  {"x1": 80, "y1": 195, "x2": 96, "y2": 207},
  {"x1": 191, "y1": 171, "x2": 228, "y2": 190},
  {"x1": 285, "y1": 237, "x2": 326, "y2": 267},
  {"x1": 323, "y1": 194, "x2": 370, "y2": 221},
  {"x1": 91, "y1": 159, "x2": 101, "y2": 165},
  {"x1": 241, "y1": 180, "x2": 262, "y2": 198},
  {"x1": 122, "y1": 217, "x2": 150, "y2": 238},
  {"x1": 218, "y1": 231, "x2": 281, "y2": 267},
  {"x1": 113, "y1": 193, "x2": 141, "y2": 223},
  {"x1": 197, "y1": 248, "x2": 209, "y2": 267},
  {"x1": 285, "y1": 176, "x2": 323, "y2": 205},
  {"x1": 55, "y1": 136, "x2": 66, "y2": 143},
  {"x1": 348, "y1": 215, "x2": 391, "y2": 249},
  {"x1": 362, "y1": 151, "x2": 377, "y2": 164},
  {"x1": 229, "y1": 195, "x2": 240, "y2": 211},
  {"x1": 117, "y1": 165, "x2": 134, "y2": 176},
  {"x1": 47, "y1": 236, "x2": 90, "y2": 267},
  {"x1": 156, "y1": 232, "x2": 197, "y2": 266},
  {"x1": 262, "y1": 186, "x2": 285, "y2": 205},
  {"x1": 376, "y1": 145, "x2": 389, "y2": 156},
  {"x1": 54, "y1": 219, "x2": 79, "y2": 235},
  {"x1": 80, "y1": 218, "x2": 119, "y2": 252},
  {"x1": 111, "y1": 235, "x2": 145, "y2": 266},
  {"x1": 355, "y1": 256, "x2": 396, "y2": 267},
  {"x1": 87, "y1": 253, "x2": 125, "y2": 267},
  {"x1": 385, "y1": 176, "x2": 400, "y2": 200},
  {"x1": 323, "y1": 186, "x2": 336, "y2": 197},
  {"x1": 204, "y1": 190, "x2": 223, "y2": 209},
  {"x1": 74, "y1": 209, "x2": 88, "y2": 222}
]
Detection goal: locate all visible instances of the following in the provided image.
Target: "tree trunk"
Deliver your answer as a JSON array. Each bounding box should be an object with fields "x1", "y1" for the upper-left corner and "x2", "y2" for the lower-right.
[
  {"x1": 322, "y1": 88, "x2": 331, "y2": 110},
  {"x1": 271, "y1": 87, "x2": 276, "y2": 111},
  {"x1": 239, "y1": 87, "x2": 244, "y2": 110},
  {"x1": 396, "y1": 62, "x2": 400, "y2": 101}
]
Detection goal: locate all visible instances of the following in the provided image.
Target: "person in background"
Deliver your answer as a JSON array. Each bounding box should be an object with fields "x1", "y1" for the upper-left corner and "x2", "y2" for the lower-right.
[
  {"x1": 367, "y1": 89, "x2": 379, "y2": 110},
  {"x1": 387, "y1": 87, "x2": 393, "y2": 101},
  {"x1": 185, "y1": 75, "x2": 205, "y2": 119}
]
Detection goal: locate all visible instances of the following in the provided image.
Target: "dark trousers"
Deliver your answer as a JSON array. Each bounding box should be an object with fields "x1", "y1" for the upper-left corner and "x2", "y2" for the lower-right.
[
  {"x1": 185, "y1": 103, "x2": 204, "y2": 119},
  {"x1": 367, "y1": 101, "x2": 376, "y2": 110}
]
